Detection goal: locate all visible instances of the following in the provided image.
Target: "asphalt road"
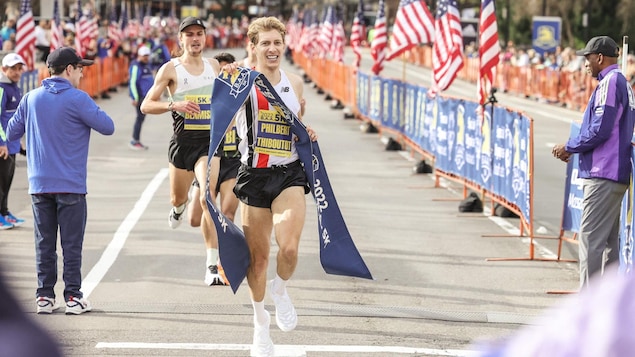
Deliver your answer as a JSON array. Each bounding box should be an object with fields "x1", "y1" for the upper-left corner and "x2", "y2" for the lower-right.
[{"x1": 1, "y1": 47, "x2": 581, "y2": 357}]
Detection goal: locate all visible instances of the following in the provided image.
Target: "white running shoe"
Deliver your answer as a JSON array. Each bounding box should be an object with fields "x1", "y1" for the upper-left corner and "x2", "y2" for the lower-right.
[
  {"x1": 65, "y1": 296, "x2": 92, "y2": 315},
  {"x1": 204, "y1": 265, "x2": 228, "y2": 286},
  {"x1": 36, "y1": 297, "x2": 59, "y2": 314},
  {"x1": 268, "y1": 279, "x2": 297, "y2": 332},
  {"x1": 250, "y1": 312, "x2": 274, "y2": 357},
  {"x1": 168, "y1": 204, "x2": 187, "y2": 229}
]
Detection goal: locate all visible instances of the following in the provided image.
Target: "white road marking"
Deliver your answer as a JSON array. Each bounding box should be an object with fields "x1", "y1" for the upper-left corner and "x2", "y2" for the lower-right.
[
  {"x1": 81, "y1": 169, "x2": 169, "y2": 298},
  {"x1": 94, "y1": 342, "x2": 478, "y2": 356}
]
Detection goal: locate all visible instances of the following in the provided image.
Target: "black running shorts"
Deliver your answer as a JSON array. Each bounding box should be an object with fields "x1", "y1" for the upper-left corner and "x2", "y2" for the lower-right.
[
  {"x1": 168, "y1": 138, "x2": 209, "y2": 171},
  {"x1": 233, "y1": 160, "x2": 310, "y2": 208},
  {"x1": 216, "y1": 156, "x2": 241, "y2": 192}
]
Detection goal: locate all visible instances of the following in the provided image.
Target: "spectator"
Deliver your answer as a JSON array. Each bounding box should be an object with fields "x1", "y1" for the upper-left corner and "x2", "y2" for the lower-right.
[
  {"x1": 6, "y1": 47, "x2": 115, "y2": 315},
  {"x1": 0, "y1": 53, "x2": 27, "y2": 230},
  {"x1": 552, "y1": 36, "x2": 635, "y2": 289},
  {"x1": 128, "y1": 46, "x2": 154, "y2": 150}
]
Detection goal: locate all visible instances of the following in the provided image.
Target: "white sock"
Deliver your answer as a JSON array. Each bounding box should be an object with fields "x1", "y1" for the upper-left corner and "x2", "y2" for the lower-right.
[
  {"x1": 174, "y1": 203, "x2": 186, "y2": 214},
  {"x1": 252, "y1": 299, "x2": 268, "y2": 326},
  {"x1": 271, "y1": 274, "x2": 287, "y2": 295},
  {"x1": 206, "y1": 248, "x2": 219, "y2": 268}
]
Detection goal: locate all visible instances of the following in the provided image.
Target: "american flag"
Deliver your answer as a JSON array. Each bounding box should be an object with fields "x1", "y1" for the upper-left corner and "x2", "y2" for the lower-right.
[
  {"x1": 286, "y1": 9, "x2": 302, "y2": 51},
  {"x1": 386, "y1": 0, "x2": 434, "y2": 61},
  {"x1": 142, "y1": 2, "x2": 152, "y2": 39},
  {"x1": 306, "y1": 10, "x2": 321, "y2": 58},
  {"x1": 432, "y1": 0, "x2": 464, "y2": 91},
  {"x1": 107, "y1": 6, "x2": 123, "y2": 50},
  {"x1": 298, "y1": 10, "x2": 314, "y2": 57},
  {"x1": 330, "y1": 7, "x2": 345, "y2": 63},
  {"x1": 50, "y1": 0, "x2": 64, "y2": 51},
  {"x1": 370, "y1": 0, "x2": 387, "y2": 75},
  {"x1": 120, "y1": 2, "x2": 130, "y2": 39},
  {"x1": 318, "y1": 6, "x2": 334, "y2": 59},
  {"x1": 350, "y1": 0, "x2": 366, "y2": 68},
  {"x1": 478, "y1": 0, "x2": 500, "y2": 106},
  {"x1": 74, "y1": 0, "x2": 86, "y2": 56},
  {"x1": 15, "y1": 0, "x2": 35, "y2": 70}
]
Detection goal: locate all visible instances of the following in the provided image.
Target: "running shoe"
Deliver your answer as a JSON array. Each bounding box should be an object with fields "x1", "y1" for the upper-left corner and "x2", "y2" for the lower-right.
[
  {"x1": 205, "y1": 265, "x2": 228, "y2": 286},
  {"x1": 168, "y1": 204, "x2": 187, "y2": 229},
  {"x1": 65, "y1": 296, "x2": 92, "y2": 315},
  {"x1": 36, "y1": 297, "x2": 59, "y2": 314},
  {"x1": 0, "y1": 215, "x2": 13, "y2": 230},
  {"x1": 250, "y1": 312, "x2": 274, "y2": 357},
  {"x1": 268, "y1": 279, "x2": 297, "y2": 332},
  {"x1": 4, "y1": 212, "x2": 24, "y2": 227},
  {"x1": 129, "y1": 140, "x2": 148, "y2": 150}
]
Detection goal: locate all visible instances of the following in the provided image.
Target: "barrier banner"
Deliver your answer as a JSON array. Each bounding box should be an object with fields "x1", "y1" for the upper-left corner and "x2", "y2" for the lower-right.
[
  {"x1": 209, "y1": 68, "x2": 373, "y2": 292},
  {"x1": 561, "y1": 123, "x2": 583, "y2": 232},
  {"x1": 380, "y1": 78, "x2": 391, "y2": 129},
  {"x1": 369, "y1": 75, "x2": 382, "y2": 123},
  {"x1": 357, "y1": 72, "x2": 370, "y2": 117},
  {"x1": 434, "y1": 97, "x2": 453, "y2": 173},
  {"x1": 420, "y1": 94, "x2": 437, "y2": 154},
  {"x1": 460, "y1": 102, "x2": 483, "y2": 186},
  {"x1": 619, "y1": 152, "x2": 635, "y2": 273},
  {"x1": 515, "y1": 114, "x2": 532, "y2": 220},
  {"x1": 412, "y1": 86, "x2": 428, "y2": 147}
]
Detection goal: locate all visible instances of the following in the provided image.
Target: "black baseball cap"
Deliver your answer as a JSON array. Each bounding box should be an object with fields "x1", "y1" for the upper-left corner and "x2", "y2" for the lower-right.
[
  {"x1": 576, "y1": 36, "x2": 619, "y2": 57},
  {"x1": 46, "y1": 47, "x2": 94, "y2": 67},
  {"x1": 179, "y1": 17, "x2": 206, "y2": 32}
]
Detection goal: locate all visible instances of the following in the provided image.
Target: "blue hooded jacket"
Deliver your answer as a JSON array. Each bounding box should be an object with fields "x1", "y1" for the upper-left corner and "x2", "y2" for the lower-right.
[{"x1": 7, "y1": 76, "x2": 114, "y2": 194}]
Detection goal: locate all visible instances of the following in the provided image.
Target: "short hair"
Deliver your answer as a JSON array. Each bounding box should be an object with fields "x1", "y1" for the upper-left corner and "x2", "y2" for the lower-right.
[
  {"x1": 214, "y1": 52, "x2": 236, "y2": 65},
  {"x1": 48, "y1": 63, "x2": 76, "y2": 76},
  {"x1": 247, "y1": 17, "x2": 286, "y2": 45}
]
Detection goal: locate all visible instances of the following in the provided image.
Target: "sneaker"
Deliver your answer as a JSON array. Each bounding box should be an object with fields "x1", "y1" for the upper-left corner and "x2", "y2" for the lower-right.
[
  {"x1": 36, "y1": 297, "x2": 59, "y2": 314},
  {"x1": 204, "y1": 265, "x2": 228, "y2": 286},
  {"x1": 168, "y1": 204, "x2": 187, "y2": 229},
  {"x1": 0, "y1": 215, "x2": 14, "y2": 230},
  {"x1": 268, "y1": 279, "x2": 297, "y2": 332},
  {"x1": 129, "y1": 140, "x2": 148, "y2": 150},
  {"x1": 4, "y1": 212, "x2": 25, "y2": 227},
  {"x1": 65, "y1": 296, "x2": 92, "y2": 315},
  {"x1": 250, "y1": 312, "x2": 274, "y2": 357}
]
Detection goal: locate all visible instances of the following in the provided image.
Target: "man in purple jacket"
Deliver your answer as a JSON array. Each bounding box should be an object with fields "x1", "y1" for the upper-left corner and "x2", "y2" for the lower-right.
[
  {"x1": 552, "y1": 36, "x2": 635, "y2": 289},
  {"x1": 7, "y1": 47, "x2": 114, "y2": 315}
]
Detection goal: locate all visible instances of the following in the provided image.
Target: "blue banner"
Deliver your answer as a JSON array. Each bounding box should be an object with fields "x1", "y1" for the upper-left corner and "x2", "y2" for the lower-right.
[
  {"x1": 531, "y1": 16, "x2": 561, "y2": 58},
  {"x1": 561, "y1": 123, "x2": 583, "y2": 232},
  {"x1": 210, "y1": 68, "x2": 373, "y2": 292}
]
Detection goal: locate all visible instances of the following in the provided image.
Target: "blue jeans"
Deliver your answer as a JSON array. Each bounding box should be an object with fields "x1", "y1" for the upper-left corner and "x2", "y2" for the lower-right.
[{"x1": 32, "y1": 193, "x2": 87, "y2": 301}]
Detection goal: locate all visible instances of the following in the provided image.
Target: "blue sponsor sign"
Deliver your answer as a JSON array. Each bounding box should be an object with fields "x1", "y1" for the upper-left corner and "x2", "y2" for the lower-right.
[{"x1": 531, "y1": 16, "x2": 561, "y2": 57}]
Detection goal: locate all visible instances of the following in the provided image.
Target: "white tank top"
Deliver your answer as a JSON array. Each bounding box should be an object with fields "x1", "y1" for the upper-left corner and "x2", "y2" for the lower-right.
[
  {"x1": 237, "y1": 69, "x2": 301, "y2": 168},
  {"x1": 171, "y1": 58, "x2": 216, "y2": 132}
]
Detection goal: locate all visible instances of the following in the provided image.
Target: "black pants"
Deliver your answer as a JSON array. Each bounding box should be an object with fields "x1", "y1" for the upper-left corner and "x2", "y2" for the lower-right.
[
  {"x1": 0, "y1": 154, "x2": 16, "y2": 216},
  {"x1": 132, "y1": 100, "x2": 146, "y2": 142}
]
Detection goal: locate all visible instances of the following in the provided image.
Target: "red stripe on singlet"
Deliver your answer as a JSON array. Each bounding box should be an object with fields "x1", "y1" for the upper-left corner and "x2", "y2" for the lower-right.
[{"x1": 255, "y1": 87, "x2": 270, "y2": 168}]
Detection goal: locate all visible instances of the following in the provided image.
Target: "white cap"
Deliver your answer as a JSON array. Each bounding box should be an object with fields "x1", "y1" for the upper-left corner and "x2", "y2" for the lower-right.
[
  {"x1": 137, "y1": 46, "x2": 151, "y2": 57},
  {"x1": 2, "y1": 53, "x2": 26, "y2": 68}
]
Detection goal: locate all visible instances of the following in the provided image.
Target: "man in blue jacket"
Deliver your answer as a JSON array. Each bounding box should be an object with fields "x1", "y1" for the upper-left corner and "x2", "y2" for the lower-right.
[
  {"x1": 7, "y1": 47, "x2": 115, "y2": 315},
  {"x1": 552, "y1": 36, "x2": 635, "y2": 289},
  {"x1": 128, "y1": 46, "x2": 154, "y2": 150},
  {"x1": 0, "y1": 53, "x2": 26, "y2": 229}
]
